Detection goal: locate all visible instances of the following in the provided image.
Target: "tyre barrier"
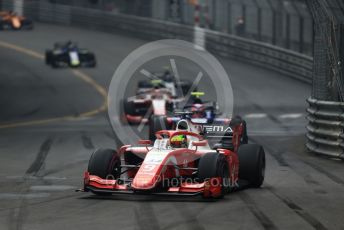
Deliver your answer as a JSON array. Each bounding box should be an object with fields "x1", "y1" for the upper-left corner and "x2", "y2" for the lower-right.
[{"x1": 306, "y1": 97, "x2": 344, "y2": 160}]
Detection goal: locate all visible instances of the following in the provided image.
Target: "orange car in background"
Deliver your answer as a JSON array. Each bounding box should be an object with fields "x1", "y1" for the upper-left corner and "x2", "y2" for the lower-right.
[{"x1": 0, "y1": 11, "x2": 33, "y2": 30}]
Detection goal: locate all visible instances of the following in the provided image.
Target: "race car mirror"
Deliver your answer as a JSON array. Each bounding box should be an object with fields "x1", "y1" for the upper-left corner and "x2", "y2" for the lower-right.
[
  {"x1": 138, "y1": 139, "x2": 153, "y2": 151},
  {"x1": 138, "y1": 140, "x2": 153, "y2": 146},
  {"x1": 192, "y1": 140, "x2": 207, "y2": 147},
  {"x1": 214, "y1": 110, "x2": 222, "y2": 115}
]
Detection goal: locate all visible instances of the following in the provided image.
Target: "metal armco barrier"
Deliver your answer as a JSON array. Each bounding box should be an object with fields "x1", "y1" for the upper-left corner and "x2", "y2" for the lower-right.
[
  {"x1": 306, "y1": 97, "x2": 344, "y2": 160},
  {"x1": 205, "y1": 31, "x2": 313, "y2": 83}
]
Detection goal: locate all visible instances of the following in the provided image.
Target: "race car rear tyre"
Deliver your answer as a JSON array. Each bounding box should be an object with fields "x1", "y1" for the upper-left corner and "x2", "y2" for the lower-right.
[
  {"x1": 86, "y1": 53, "x2": 96, "y2": 67},
  {"x1": 88, "y1": 148, "x2": 121, "y2": 195},
  {"x1": 51, "y1": 60, "x2": 59, "y2": 68},
  {"x1": 237, "y1": 144, "x2": 265, "y2": 188},
  {"x1": 123, "y1": 100, "x2": 136, "y2": 116},
  {"x1": 241, "y1": 120, "x2": 248, "y2": 144},
  {"x1": 149, "y1": 115, "x2": 170, "y2": 141},
  {"x1": 22, "y1": 19, "x2": 33, "y2": 30},
  {"x1": 90, "y1": 61, "x2": 96, "y2": 68},
  {"x1": 230, "y1": 116, "x2": 248, "y2": 145},
  {"x1": 198, "y1": 153, "x2": 230, "y2": 198}
]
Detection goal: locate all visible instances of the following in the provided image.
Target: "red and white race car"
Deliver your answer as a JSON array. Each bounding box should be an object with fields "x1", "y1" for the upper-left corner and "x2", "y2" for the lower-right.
[
  {"x1": 122, "y1": 86, "x2": 182, "y2": 125},
  {"x1": 81, "y1": 119, "x2": 265, "y2": 198}
]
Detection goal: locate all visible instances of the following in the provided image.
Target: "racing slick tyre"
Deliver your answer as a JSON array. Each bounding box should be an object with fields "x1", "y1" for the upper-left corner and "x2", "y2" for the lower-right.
[
  {"x1": 149, "y1": 115, "x2": 170, "y2": 141},
  {"x1": 198, "y1": 153, "x2": 230, "y2": 198},
  {"x1": 22, "y1": 19, "x2": 33, "y2": 30},
  {"x1": 82, "y1": 53, "x2": 96, "y2": 67},
  {"x1": 89, "y1": 57, "x2": 97, "y2": 68},
  {"x1": 123, "y1": 100, "x2": 136, "y2": 116},
  {"x1": 88, "y1": 148, "x2": 121, "y2": 195},
  {"x1": 0, "y1": 21, "x2": 12, "y2": 30},
  {"x1": 45, "y1": 50, "x2": 52, "y2": 65},
  {"x1": 241, "y1": 120, "x2": 248, "y2": 145},
  {"x1": 230, "y1": 116, "x2": 248, "y2": 145},
  {"x1": 51, "y1": 60, "x2": 59, "y2": 68},
  {"x1": 237, "y1": 144, "x2": 265, "y2": 188}
]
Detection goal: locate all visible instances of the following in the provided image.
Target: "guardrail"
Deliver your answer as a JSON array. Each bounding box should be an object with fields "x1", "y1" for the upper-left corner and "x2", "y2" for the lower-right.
[
  {"x1": 306, "y1": 97, "x2": 344, "y2": 160},
  {"x1": 205, "y1": 31, "x2": 313, "y2": 83}
]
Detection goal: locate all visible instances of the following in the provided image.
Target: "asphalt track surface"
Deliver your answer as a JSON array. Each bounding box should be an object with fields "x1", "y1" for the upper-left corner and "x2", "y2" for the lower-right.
[{"x1": 0, "y1": 23, "x2": 344, "y2": 230}]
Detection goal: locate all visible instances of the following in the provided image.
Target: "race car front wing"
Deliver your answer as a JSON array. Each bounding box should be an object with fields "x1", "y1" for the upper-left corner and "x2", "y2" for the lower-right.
[{"x1": 79, "y1": 172, "x2": 223, "y2": 197}]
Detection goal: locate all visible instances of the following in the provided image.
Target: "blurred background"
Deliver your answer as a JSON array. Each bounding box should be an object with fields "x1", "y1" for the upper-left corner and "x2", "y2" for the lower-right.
[{"x1": 17, "y1": 0, "x2": 315, "y2": 55}]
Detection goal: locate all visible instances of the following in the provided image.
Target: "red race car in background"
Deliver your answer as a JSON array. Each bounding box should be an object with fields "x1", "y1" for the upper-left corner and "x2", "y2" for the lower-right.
[
  {"x1": 122, "y1": 71, "x2": 194, "y2": 126},
  {"x1": 80, "y1": 119, "x2": 265, "y2": 198},
  {"x1": 0, "y1": 11, "x2": 33, "y2": 30},
  {"x1": 122, "y1": 80, "x2": 183, "y2": 125}
]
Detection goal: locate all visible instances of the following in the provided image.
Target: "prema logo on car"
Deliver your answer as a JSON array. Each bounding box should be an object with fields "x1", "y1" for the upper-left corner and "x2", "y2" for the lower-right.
[{"x1": 203, "y1": 125, "x2": 233, "y2": 133}]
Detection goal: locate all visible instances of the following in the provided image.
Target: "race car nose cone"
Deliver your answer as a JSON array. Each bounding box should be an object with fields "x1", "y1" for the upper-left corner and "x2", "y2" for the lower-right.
[{"x1": 131, "y1": 173, "x2": 160, "y2": 190}]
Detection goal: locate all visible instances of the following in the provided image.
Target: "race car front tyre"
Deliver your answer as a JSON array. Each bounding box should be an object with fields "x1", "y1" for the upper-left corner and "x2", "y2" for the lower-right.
[
  {"x1": 149, "y1": 115, "x2": 169, "y2": 141},
  {"x1": 0, "y1": 21, "x2": 12, "y2": 30},
  {"x1": 88, "y1": 148, "x2": 121, "y2": 179},
  {"x1": 83, "y1": 53, "x2": 96, "y2": 67},
  {"x1": 45, "y1": 51, "x2": 52, "y2": 65},
  {"x1": 87, "y1": 148, "x2": 121, "y2": 195},
  {"x1": 237, "y1": 144, "x2": 265, "y2": 188},
  {"x1": 198, "y1": 153, "x2": 230, "y2": 198}
]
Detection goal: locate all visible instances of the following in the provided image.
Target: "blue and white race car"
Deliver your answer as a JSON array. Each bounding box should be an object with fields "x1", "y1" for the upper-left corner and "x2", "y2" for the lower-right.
[
  {"x1": 45, "y1": 41, "x2": 96, "y2": 68},
  {"x1": 148, "y1": 92, "x2": 249, "y2": 145}
]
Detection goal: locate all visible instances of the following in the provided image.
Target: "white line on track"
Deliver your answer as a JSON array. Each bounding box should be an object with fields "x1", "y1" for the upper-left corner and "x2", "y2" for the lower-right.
[
  {"x1": 243, "y1": 113, "x2": 304, "y2": 119},
  {"x1": 248, "y1": 130, "x2": 305, "y2": 136},
  {"x1": 279, "y1": 113, "x2": 304, "y2": 119},
  {"x1": 244, "y1": 113, "x2": 267, "y2": 119}
]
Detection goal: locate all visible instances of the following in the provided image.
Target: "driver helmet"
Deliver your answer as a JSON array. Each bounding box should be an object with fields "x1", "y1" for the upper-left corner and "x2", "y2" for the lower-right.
[
  {"x1": 191, "y1": 104, "x2": 205, "y2": 118},
  {"x1": 67, "y1": 40, "x2": 75, "y2": 49},
  {"x1": 176, "y1": 120, "x2": 189, "y2": 131},
  {"x1": 170, "y1": 134, "x2": 187, "y2": 148}
]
